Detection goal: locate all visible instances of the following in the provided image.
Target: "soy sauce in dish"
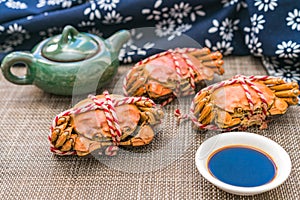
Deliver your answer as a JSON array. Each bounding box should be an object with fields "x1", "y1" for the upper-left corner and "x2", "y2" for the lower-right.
[{"x1": 207, "y1": 145, "x2": 277, "y2": 187}]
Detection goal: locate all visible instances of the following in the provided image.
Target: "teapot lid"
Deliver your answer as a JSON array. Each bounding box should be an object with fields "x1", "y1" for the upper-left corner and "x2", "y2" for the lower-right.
[{"x1": 42, "y1": 25, "x2": 99, "y2": 62}]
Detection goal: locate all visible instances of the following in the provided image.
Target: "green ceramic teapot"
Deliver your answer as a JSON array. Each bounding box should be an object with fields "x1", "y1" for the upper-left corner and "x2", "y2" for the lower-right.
[{"x1": 0, "y1": 25, "x2": 130, "y2": 95}]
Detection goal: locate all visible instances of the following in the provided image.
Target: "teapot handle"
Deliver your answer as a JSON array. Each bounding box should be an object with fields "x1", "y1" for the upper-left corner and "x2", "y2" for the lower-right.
[
  {"x1": 58, "y1": 25, "x2": 79, "y2": 46},
  {"x1": 1, "y1": 52, "x2": 35, "y2": 85}
]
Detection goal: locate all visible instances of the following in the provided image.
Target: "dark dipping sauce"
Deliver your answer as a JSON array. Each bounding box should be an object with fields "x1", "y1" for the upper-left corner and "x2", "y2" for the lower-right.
[{"x1": 207, "y1": 145, "x2": 277, "y2": 187}]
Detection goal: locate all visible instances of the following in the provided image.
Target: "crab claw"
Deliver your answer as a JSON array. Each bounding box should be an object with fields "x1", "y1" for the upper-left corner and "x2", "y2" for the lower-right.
[
  {"x1": 126, "y1": 66, "x2": 148, "y2": 96},
  {"x1": 139, "y1": 107, "x2": 164, "y2": 125},
  {"x1": 119, "y1": 125, "x2": 154, "y2": 146},
  {"x1": 74, "y1": 135, "x2": 113, "y2": 156}
]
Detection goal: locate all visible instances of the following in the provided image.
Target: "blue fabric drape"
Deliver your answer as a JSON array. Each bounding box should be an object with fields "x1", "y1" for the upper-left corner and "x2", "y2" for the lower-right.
[{"x1": 0, "y1": 0, "x2": 299, "y2": 86}]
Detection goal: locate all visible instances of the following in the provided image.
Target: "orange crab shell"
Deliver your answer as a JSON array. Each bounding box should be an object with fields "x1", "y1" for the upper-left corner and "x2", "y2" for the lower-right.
[
  {"x1": 211, "y1": 82, "x2": 276, "y2": 113},
  {"x1": 123, "y1": 48, "x2": 224, "y2": 105},
  {"x1": 49, "y1": 92, "x2": 164, "y2": 156},
  {"x1": 143, "y1": 51, "x2": 221, "y2": 83},
  {"x1": 190, "y1": 75, "x2": 300, "y2": 131}
]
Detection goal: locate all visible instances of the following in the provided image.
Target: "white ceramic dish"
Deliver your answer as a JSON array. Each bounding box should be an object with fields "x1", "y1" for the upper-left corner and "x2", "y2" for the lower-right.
[{"x1": 195, "y1": 132, "x2": 291, "y2": 195}]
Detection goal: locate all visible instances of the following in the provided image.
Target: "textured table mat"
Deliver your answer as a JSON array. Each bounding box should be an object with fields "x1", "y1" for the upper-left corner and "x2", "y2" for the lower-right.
[{"x1": 0, "y1": 56, "x2": 299, "y2": 199}]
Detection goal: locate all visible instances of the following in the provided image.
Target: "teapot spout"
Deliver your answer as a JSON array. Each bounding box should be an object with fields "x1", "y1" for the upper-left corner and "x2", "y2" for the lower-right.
[{"x1": 107, "y1": 30, "x2": 130, "y2": 53}]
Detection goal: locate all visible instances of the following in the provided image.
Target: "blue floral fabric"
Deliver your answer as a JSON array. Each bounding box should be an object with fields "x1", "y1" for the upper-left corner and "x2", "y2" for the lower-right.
[{"x1": 0, "y1": 0, "x2": 300, "y2": 87}]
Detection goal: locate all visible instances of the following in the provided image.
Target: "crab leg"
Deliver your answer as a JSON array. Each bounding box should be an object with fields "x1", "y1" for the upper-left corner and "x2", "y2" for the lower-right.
[
  {"x1": 282, "y1": 97, "x2": 298, "y2": 105},
  {"x1": 188, "y1": 48, "x2": 211, "y2": 57},
  {"x1": 51, "y1": 116, "x2": 83, "y2": 152},
  {"x1": 51, "y1": 124, "x2": 65, "y2": 143},
  {"x1": 201, "y1": 64, "x2": 225, "y2": 75},
  {"x1": 275, "y1": 89, "x2": 299, "y2": 98},
  {"x1": 60, "y1": 133, "x2": 77, "y2": 152},
  {"x1": 264, "y1": 78, "x2": 285, "y2": 85},
  {"x1": 194, "y1": 100, "x2": 207, "y2": 117},
  {"x1": 269, "y1": 82, "x2": 298, "y2": 91},
  {"x1": 179, "y1": 79, "x2": 193, "y2": 94},
  {"x1": 57, "y1": 116, "x2": 70, "y2": 126},
  {"x1": 51, "y1": 116, "x2": 71, "y2": 144},
  {"x1": 194, "y1": 91, "x2": 209, "y2": 104},
  {"x1": 135, "y1": 100, "x2": 154, "y2": 108},
  {"x1": 202, "y1": 111, "x2": 215, "y2": 125},
  {"x1": 55, "y1": 127, "x2": 73, "y2": 148},
  {"x1": 198, "y1": 103, "x2": 212, "y2": 122},
  {"x1": 193, "y1": 91, "x2": 209, "y2": 116},
  {"x1": 202, "y1": 60, "x2": 224, "y2": 68},
  {"x1": 197, "y1": 52, "x2": 223, "y2": 62},
  {"x1": 264, "y1": 79, "x2": 299, "y2": 105}
]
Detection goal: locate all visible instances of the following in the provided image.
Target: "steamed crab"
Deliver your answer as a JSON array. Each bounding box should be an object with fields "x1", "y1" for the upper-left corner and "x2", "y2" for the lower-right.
[
  {"x1": 49, "y1": 91, "x2": 164, "y2": 156},
  {"x1": 123, "y1": 48, "x2": 224, "y2": 106},
  {"x1": 190, "y1": 75, "x2": 300, "y2": 131}
]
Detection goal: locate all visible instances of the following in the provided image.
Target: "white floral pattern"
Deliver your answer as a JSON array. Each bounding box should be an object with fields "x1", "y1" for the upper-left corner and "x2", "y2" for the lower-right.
[
  {"x1": 142, "y1": 0, "x2": 205, "y2": 40},
  {"x1": 77, "y1": 21, "x2": 96, "y2": 28},
  {"x1": 141, "y1": 0, "x2": 168, "y2": 21},
  {"x1": 155, "y1": 19, "x2": 176, "y2": 37},
  {"x1": 208, "y1": 18, "x2": 240, "y2": 41},
  {"x1": 82, "y1": 0, "x2": 132, "y2": 25},
  {"x1": 275, "y1": 41, "x2": 300, "y2": 59},
  {"x1": 262, "y1": 55, "x2": 300, "y2": 104},
  {"x1": 1, "y1": 23, "x2": 30, "y2": 48},
  {"x1": 221, "y1": 0, "x2": 247, "y2": 11},
  {"x1": 84, "y1": 1, "x2": 101, "y2": 20},
  {"x1": 119, "y1": 29, "x2": 155, "y2": 63},
  {"x1": 243, "y1": 13, "x2": 266, "y2": 57},
  {"x1": 205, "y1": 39, "x2": 233, "y2": 55},
  {"x1": 273, "y1": 66, "x2": 300, "y2": 83},
  {"x1": 286, "y1": 9, "x2": 300, "y2": 31},
  {"x1": 102, "y1": 11, "x2": 132, "y2": 24},
  {"x1": 102, "y1": 11, "x2": 123, "y2": 24},
  {"x1": 36, "y1": 0, "x2": 80, "y2": 8},
  {"x1": 88, "y1": 28, "x2": 103, "y2": 37},
  {"x1": 262, "y1": 56, "x2": 279, "y2": 74},
  {"x1": 167, "y1": 24, "x2": 192, "y2": 41},
  {"x1": 219, "y1": 18, "x2": 240, "y2": 41},
  {"x1": 5, "y1": 0, "x2": 27, "y2": 9},
  {"x1": 170, "y1": 2, "x2": 192, "y2": 24},
  {"x1": 7, "y1": 23, "x2": 28, "y2": 35},
  {"x1": 39, "y1": 26, "x2": 62, "y2": 39},
  {"x1": 245, "y1": 34, "x2": 263, "y2": 56},
  {"x1": 244, "y1": 14, "x2": 265, "y2": 34},
  {"x1": 98, "y1": 0, "x2": 119, "y2": 11},
  {"x1": 254, "y1": 0, "x2": 278, "y2": 12},
  {"x1": 191, "y1": 5, "x2": 205, "y2": 21},
  {"x1": 0, "y1": 44, "x2": 12, "y2": 52}
]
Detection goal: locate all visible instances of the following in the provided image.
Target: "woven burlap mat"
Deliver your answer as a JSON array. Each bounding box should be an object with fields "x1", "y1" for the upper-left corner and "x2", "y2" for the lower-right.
[{"x1": 0, "y1": 56, "x2": 299, "y2": 200}]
